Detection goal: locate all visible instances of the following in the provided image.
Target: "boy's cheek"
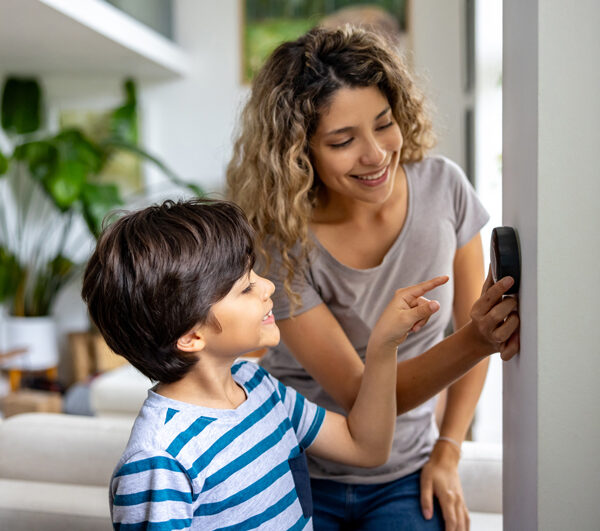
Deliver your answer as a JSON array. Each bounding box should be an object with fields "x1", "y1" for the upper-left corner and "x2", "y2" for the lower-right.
[{"x1": 268, "y1": 325, "x2": 281, "y2": 345}]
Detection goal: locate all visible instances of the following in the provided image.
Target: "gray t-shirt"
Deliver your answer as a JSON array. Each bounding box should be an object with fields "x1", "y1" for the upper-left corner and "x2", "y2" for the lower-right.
[{"x1": 261, "y1": 156, "x2": 490, "y2": 484}]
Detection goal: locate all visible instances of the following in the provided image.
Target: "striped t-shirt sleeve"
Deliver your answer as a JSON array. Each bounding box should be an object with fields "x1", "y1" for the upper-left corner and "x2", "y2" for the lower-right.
[
  {"x1": 111, "y1": 449, "x2": 195, "y2": 530},
  {"x1": 268, "y1": 371, "x2": 326, "y2": 450}
]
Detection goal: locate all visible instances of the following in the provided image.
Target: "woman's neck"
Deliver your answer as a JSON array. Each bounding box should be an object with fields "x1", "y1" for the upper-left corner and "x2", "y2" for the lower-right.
[{"x1": 309, "y1": 165, "x2": 409, "y2": 269}]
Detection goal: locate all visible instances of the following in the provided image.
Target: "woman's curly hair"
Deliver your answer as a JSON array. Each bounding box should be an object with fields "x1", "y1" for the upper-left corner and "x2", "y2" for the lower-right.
[{"x1": 226, "y1": 25, "x2": 434, "y2": 308}]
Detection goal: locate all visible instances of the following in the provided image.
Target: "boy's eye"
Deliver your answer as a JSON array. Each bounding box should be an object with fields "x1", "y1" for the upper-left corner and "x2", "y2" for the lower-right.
[
  {"x1": 330, "y1": 138, "x2": 353, "y2": 149},
  {"x1": 242, "y1": 282, "x2": 255, "y2": 294}
]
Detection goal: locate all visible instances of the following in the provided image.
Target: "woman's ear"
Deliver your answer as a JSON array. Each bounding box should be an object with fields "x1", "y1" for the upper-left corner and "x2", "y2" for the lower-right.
[{"x1": 177, "y1": 325, "x2": 206, "y2": 353}]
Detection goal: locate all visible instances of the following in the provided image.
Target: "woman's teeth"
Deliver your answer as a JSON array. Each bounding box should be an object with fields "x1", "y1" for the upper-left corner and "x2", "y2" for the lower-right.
[
  {"x1": 262, "y1": 310, "x2": 273, "y2": 321},
  {"x1": 352, "y1": 166, "x2": 387, "y2": 181}
]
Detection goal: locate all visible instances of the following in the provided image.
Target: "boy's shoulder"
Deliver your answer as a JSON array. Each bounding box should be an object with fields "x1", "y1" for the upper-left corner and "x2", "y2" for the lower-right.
[
  {"x1": 114, "y1": 362, "x2": 278, "y2": 470},
  {"x1": 113, "y1": 395, "x2": 189, "y2": 472},
  {"x1": 231, "y1": 359, "x2": 270, "y2": 382},
  {"x1": 113, "y1": 391, "x2": 214, "y2": 469},
  {"x1": 232, "y1": 360, "x2": 285, "y2": 400}
]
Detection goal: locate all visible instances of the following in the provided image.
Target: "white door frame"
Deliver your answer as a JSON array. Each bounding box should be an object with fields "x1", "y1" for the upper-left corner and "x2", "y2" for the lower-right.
[{"x1": 502, "y1": 1, "x2": 600, "y2": 529}]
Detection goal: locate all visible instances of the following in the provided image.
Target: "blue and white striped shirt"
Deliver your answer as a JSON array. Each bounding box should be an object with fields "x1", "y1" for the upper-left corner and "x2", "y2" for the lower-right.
[{"x1": 110, "y1": 361, "x2": 326, "y2": 530}]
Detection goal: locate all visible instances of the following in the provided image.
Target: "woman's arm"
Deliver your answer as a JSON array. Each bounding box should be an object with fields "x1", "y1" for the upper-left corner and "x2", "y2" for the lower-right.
[
  {"x1": 278, "y1": 270, "x2": 518, "y2": 416},
  {"x1": 307, "y1": 277, "x2": 446, "y2": 467}
]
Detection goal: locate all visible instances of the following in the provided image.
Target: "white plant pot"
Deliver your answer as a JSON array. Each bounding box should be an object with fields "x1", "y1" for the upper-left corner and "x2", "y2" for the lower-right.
[{"x1": 0, "y1": 316, "x2": 59, "y2": 370}]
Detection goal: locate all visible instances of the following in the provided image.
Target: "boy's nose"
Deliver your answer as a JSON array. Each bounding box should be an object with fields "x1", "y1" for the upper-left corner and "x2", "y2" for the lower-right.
[{"x1": 260, "y1": 277, "x2": 275, "y2": 300}]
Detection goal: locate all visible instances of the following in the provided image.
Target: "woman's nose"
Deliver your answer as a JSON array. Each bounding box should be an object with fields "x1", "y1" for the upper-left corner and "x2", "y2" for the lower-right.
[{"x1": 359, "y1": 136, "x2": 386, "y2": 166}]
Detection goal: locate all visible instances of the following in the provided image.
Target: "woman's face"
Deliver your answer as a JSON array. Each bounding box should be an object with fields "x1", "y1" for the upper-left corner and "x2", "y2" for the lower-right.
[{"x1": 310, "y1": 86, "x2": 403, "y2": 206}]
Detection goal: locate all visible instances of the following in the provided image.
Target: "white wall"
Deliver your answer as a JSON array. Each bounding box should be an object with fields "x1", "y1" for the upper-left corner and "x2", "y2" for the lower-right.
[
  {"x1": 1, "y1": 0, "x2": 244, "y2": 375},
  {"x1": 472, "y1": 0, "x2": 503, "y2": 444},
  {"x1": 502, "y1": 1, "x2": 539, "y2": 526},
  {"x1": 503, "y1": 0, "x2": 600, "y2": 528},
  {"x1": 141, "y1": 0, "x2": 244, "y2": 198},
  {"x1": 408, "y1": 0, "x2": 469, "y2": 171}
]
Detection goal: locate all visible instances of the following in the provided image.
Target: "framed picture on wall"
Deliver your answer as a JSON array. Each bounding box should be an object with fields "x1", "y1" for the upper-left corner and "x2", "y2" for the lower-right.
[{"x1": 242, "y1": 0, "x2": 408, "y2": 84}]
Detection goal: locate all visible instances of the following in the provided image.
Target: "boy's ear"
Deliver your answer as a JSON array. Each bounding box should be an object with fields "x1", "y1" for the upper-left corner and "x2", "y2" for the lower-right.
[{"x1": 177, "y1": 325, "x2": 206, "y2": 353}]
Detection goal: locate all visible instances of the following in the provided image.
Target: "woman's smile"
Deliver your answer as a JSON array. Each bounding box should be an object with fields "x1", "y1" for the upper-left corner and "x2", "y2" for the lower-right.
[
  {"x1": 310, "y1": 86, "x2": 403, "y2": 205},
  {"x1": 349, "y1": 164, "x2": 390, "y2": 186}
]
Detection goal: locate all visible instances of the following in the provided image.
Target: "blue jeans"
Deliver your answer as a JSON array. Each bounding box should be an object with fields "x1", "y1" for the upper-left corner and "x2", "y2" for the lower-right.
[{"x1": 310, "y1": 470, "x2": 444, "y2": 530}]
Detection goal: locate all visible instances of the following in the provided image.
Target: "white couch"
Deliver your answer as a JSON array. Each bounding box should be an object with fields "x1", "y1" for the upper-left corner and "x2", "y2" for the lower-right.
[
  {"x1": 0, "y1": 413, "x2": 133, "y2": 530},
  {"x1": 90, "y1": 363, "x2": 151, "y2": 417},
  {"x1": 0, "y1": 414, "x2": 502, "y2": 530},
  {"x1": 88, "y1": 364, "x2": 503, "y2": 529}
]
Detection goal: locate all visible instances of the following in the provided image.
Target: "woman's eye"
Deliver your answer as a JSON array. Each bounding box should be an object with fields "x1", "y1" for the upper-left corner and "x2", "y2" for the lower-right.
[
  {"x1": 330, "y1": 138, "x2": 353, "y2": 149},
  {"x1": 376, "y1": 122, "x2": 394, "y2": 131},
  {"x1": 242, "y1": 282, "x2": 256, "y2": 294}
]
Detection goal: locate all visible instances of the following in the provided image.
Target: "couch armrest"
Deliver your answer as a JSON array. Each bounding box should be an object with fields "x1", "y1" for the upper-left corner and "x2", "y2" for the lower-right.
[
  {"x1": 0, "y1": 478, "x2": 111, "y2": 530},
  {"x1": 0, "y1": 413, "x2": 133, "y2": 486},
  {"x1": 459, "y1": 441, "x2": 502, "y2": 514}
]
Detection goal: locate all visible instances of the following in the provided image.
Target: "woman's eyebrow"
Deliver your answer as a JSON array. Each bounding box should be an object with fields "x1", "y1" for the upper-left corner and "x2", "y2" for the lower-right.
[
  {"x1": 323, "y1": 107, "x2": 391, "y2": 136},
  {"x1": 375, "y1": 106, "x2": 391, "y2": 120}
]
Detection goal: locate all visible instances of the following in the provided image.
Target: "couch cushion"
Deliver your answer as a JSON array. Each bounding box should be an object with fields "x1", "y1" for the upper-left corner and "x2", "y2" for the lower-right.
[
  {"x1": 459, "y1": 441, "x2": 502, "y2": 514},
  {"x1": 90, "y1": 364, "x2": 150, "y2": 417},
  {"x1": 0, "y1": 478, "x2": 111, "y2": 531},
  {"x1": 0, "y1": 413, "x2": 132, "y2": 486},
  {"x1": 470, "y1": 511, "x2": 502, "y2": 531}
]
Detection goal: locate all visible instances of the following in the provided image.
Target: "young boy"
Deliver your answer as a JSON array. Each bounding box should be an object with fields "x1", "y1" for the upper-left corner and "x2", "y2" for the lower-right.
[{"x1": 82, "y1": 199, "x2": 446, "y2": 530}]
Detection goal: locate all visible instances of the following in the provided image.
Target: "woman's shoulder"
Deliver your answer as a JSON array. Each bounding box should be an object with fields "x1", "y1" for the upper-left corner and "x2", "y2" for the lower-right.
[
  {"x1": 407, "y1": 155, "x2": 467, "y2": 182},
  {"x1": 407, "y1": 156, "x2": 474, "y2": 200}
]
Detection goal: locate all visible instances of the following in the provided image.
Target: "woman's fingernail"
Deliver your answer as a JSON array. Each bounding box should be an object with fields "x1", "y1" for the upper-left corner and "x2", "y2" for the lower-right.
[
  {"x1": 424, "y1": 509, "x2": 433, "y2": 520},
  {"x1": 503, "y1": 277, "x2": 514, "y2": 288}
]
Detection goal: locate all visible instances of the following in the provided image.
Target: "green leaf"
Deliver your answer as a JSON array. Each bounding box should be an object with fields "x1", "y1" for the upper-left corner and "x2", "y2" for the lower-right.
[
  {"x1": 54, "y1": 130, "x2": 103, "y2": 174},
  {"x1": 110, "y1": 79, "x2": 138, "y2": 144},
  {"x1": 44, "y1": 161, "x2": 86, "y2": 209},
  {"x1": 81, "y1": 182, "x2": 124, "y2": 237},
  {"x1": 15, "y1": 131, "x2": 103, "y2": 210},
  {"x1": 1, "y1": 77, "x2": 42, "y2": 134},
  {"x1": 14, "y1": 140, "x2": 58, "y2": 181},
  {"x1": 0, "y1": 247, "x2": 22, "y2": 304},
  {"x1": 103, "y1": 138, "x2": 205, "y2": 197},
  {"x1": 123, "y1": 79, "x2": 137, "y2": 105},
  {"x1": 28, "y1": 255, "x2": 77, "y2": 316},
  {"x1": 49, "y1": 254, "x2": 76, "y2": 279},
  {"x1": 45, "y1": 130, "x2": 103, "y2": 210},
  {"x1": 185, "y1": 182, "x2": 204, "y2": 197},
  {"x1": 0, "y1": 150, "x2": 8, "y2": 175}
]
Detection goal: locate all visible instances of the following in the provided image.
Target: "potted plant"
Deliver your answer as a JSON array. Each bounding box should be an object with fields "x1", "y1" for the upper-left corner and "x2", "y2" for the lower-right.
[{"x1": 0, "y1": 77, "x2": 201, "y2": 375}]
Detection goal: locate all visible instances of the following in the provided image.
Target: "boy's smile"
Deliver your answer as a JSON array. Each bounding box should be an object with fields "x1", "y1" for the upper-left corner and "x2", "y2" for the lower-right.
[
  {"x1": 262, "y1": 309, "x2": 275, "y2": 325},
  {"x1": 200, "y1": 270, "x2": 280, "y2": 357}
]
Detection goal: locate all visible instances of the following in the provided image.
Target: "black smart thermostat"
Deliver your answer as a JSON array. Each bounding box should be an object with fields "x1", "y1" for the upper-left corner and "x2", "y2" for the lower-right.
[{"x1": 490, "y1": 226, "x2": 520, "y2": 295}]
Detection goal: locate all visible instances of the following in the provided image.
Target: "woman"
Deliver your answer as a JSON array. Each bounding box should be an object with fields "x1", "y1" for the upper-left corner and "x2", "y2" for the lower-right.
[{"x1": 227, "y1": 26, "x2": 518, "y2": 530}]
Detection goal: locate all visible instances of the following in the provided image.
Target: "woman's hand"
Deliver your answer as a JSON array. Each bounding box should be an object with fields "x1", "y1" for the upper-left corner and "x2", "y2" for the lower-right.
[
  {"x1": 420, "y1": 441, "x2": 469, "y2": 531},
  {"x1": 468, "y1": 268, "x2": 520, "y2": 360}
]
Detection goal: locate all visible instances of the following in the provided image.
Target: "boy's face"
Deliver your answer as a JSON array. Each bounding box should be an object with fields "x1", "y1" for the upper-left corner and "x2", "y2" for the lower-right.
[{"x1": 201, "y1": 270, "x2": 280, "y2": 357}]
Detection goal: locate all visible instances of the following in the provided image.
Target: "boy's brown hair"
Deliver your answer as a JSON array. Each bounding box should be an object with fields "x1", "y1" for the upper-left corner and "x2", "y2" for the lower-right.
[{"x1": 81, "y1": 199, "x2": 255, "y2": 383}]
